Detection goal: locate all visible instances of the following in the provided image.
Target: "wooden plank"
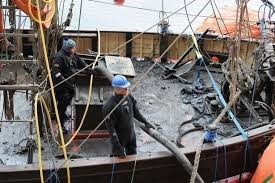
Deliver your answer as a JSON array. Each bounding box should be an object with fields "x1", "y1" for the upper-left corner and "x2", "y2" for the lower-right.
[
  {"x1": 153, "y1": 35, "x2": 160, "y2": 58},
  {"x1": 76, "y1": 38, "x2": 92, "y2": 53},
  {"x1": 63, "y1": 32, "x2": 97, "y2": 37},
  {"x1": 118, "y1": 33, "x2": 126, "y2": 56},
  {"x1": 140, "y1": 34, "x2": 143, "y2": 58},
  {"x1": 167, "y1": 35, "x2": 177, "y2": 60},
  {"x1": 99, "y1": 32, "x2": 106, "y2": 53},
  {"x1": 91, "y1": 32, "x2": 258, "y2": 65}
]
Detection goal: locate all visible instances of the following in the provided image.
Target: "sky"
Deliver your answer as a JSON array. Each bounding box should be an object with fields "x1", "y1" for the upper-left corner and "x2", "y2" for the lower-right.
[
  {"x1": 59, "y1": 0, "x2": 264, "y2": 33},
  {"x1": 1, "y1": 0, "x2": 267, "y2": 33}
]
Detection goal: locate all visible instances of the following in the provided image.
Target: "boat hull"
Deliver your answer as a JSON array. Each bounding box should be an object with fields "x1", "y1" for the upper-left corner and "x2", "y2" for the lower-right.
[{"x1": 0, "y1": 124, "x2": 274, "y2": 183}]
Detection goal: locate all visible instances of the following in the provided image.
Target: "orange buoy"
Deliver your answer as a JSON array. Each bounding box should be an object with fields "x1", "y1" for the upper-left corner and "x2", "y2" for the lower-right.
[
  {"x1": 12, "y1": 0, "x2": 54, "y2": 29},
  {"x1": 114, "y1": 0, "x2": 125, "y2": 5},
  {"x1": 251, "y1": 137, "x2": 275, "y2": 183}
]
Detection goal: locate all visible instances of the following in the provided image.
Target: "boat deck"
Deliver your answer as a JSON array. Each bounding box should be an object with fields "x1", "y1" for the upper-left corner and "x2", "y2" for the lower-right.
[{"x1": 0, "y1": 60, "x2": 269, "y2": 165}]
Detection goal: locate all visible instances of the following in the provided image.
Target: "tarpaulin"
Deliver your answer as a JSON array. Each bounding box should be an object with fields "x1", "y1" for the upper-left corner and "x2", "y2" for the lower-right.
[{"x1": 196, "y1": 5, "x2": 260, "y2": 39}]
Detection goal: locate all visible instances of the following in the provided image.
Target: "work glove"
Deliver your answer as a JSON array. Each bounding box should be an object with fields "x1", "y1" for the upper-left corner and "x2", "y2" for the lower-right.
[
  {"x1": 63, "y1": 81, "x2": 74, "y2": 93},
  {"x1": 111, "y1": 141, "x2": 126, "y2": 158},
  {"x1": 145, "y1": 122, "x2": 155, "y2": 129},
  {"x1": 87, "y1": 68, "x2": 95, "y2": 75}
]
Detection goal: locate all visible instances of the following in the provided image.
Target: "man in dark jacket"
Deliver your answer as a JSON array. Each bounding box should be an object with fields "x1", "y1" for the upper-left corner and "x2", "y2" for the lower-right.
[
  {"x1": 102, "y1": 75, "x2": 154, "y2": 157},
  {"x1": 51, "y1": 38, "x2": 93, "y2": 134}
]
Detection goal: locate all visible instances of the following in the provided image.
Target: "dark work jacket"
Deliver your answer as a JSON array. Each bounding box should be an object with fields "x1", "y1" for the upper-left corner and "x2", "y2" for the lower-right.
[
  {"x1": 51, "y1": 49, "x2": 88, "y2": 92},
  {"x1": 102, "y1": 94, "x2": 148, "y2": 146}
]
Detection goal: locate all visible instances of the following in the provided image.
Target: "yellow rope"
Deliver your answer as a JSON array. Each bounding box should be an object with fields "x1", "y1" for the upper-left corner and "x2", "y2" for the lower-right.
[
  {"x1": 40, "y1": 29, "x2": 101, "y2": 148},
  {"x1": 34, "y1": 94, "x2": 45, "y2": 183},
  {"x1": 29, "y1": 0, "x2": 71, "y2": 182},
  {"x1": 58, "y1": 29, "x2": 101, "y2": 147},
  {"x1": 27, "y1": 0, "x2": 55, "y2": 24}
]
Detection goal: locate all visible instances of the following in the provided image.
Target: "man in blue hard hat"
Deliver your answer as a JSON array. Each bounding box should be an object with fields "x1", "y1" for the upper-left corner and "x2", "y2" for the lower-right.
[
  {"x1": 102, "y1": 75, "x2": 154, "y2": 157},
  {"x1": 51, "y1": 38, "x2": 94, "y2": 134}
]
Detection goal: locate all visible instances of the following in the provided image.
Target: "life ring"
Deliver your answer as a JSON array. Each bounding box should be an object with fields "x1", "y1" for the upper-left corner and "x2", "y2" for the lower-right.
[{"x1": 12, "y1": 0, "x2": 54, "y2": 29}]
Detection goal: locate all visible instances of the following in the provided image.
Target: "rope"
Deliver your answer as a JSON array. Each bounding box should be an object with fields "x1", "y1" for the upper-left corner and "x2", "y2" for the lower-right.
[
  {"x1": 130, "y1": 154, "x2": 139, "y2": 183},
  {"x1": 28, "y1": 0, "x2": 71, "y2": 182},
  {"x1": 40, "y1": 0, "x2": 197, "y2": 95},
  {"x1": 211, "y1": 0, "x2": 230, "y2": 35},
  {"x1": 45, "y1": 2, "x2": 212, "y2": 179},
  {"x1": 2, "y1": 0, "x2": 196, "y2": 133},
  {"x1": 59, "y1": 0, "x2": 66, "y2": 24},
  {"x1": 76, "y1": 0, "x2": 83, "y2": 45},
  {"x1": 89, "y1": 0, "x2": 258, "y2": 22},
  {"x1": 190, "y1": 135, "x2": 204, "y2": 183},
  {"x1": 27, "y1": 0, "x2": 55, "y2": 24},
  {"x1": 40, "y1": 101, "x2": 60, "y2": 183},
  {"x1": 239, "y1": 139, "x2": 250, "y2": 182},
  {"x1": 210, "y1": 0, "x2": 225, "y2": 37},
  {"x1": 46, "y1": 29, "x2": 101, "y2": 148},
  {"x1": 34, "y1": 94, "x2": 45, "y2": 183},
  {"x1": 188, "y1": 16, "x2": 248, "y2": 181},
  {"x1": 183, "y1": 0, "x2": 195, "y2": 36},
  {"x1": 214, "y1": 145, "x2": 219, "y2": 182},
  {"x1": 110, "y1": 157, "x2": 116, "y2": 183}
]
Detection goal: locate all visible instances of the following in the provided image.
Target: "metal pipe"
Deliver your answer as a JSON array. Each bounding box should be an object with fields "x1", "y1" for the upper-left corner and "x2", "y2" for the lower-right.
[
  {"x1": 0, "y1": 33, "x2": 37, "y2": 38},
  {"x1": 62, "y1": 32, "x2": 97, "y2": 37},
  {"x1": 0, "y1": 60, "x2": 38, "y2": 64},
  {"x1": 0, "y1": 120, "x2": 33, "y2": 123},
  {"x1": 135, "y1": 120, "x2": 205, "y2": 183},
  {"x1": 0, "y1": 84, "x2": 39, "y2": 90}
]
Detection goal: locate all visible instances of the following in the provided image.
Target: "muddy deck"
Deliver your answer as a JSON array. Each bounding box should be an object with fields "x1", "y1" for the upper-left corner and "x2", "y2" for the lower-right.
[{"x1": 0, "y1": 60, "x2": 267, "y2": 166}]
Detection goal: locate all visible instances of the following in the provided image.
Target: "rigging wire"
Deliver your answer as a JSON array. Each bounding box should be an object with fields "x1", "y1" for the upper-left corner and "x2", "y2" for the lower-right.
[
  {"x1": 40, "y1": 0, "x2": 198, "y2": 95},
  {"x1": 110, "y1": 157, "x2": 116, "y2": 183},
  {"x1": 76, "y1": 0, "x2": 83, "y2": 45},
  {"x1": 45, "y1": 29, "x2": 101, "y2": 148},
  {"x1": 89, "y1": 0, "x2": 258, "y2": 22},
  {"x1": 40, "y1": 101, "x2": 60, "y2": 183},
  {"x1": 183, "y1": 0, "x2": 195, "y2": 36},
  {"x1": 46, "y1": 1, "x2": 212, "y2": 179},
  {"x1": 29, "y1": 0, "x2": 71, "y2": 182},
  {"x1": 212, "y1": 0, "x2": 229, "y2": 35},
  {"x1": 209, "y1": 0, "x2": 225, "y2": 38},
  {"x1": 130, "y1": 154, "x2": 139, "y2": 183},
  {"x1": 59, "y1": 0, "x2": 66, "y2": 24}
]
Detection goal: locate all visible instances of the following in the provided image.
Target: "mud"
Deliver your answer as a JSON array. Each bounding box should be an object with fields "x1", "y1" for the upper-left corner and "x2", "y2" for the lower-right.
[{"x1": 0, "y1": 60, "x2": 263, "y2": 165}]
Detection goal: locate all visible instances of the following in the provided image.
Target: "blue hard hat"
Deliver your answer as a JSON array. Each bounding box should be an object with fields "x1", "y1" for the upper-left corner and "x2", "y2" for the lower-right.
[
  {"x1": 112, "y1": 75, "x2": 130, "y2": 88},
  {"x1": 62, "y1": 38, "x2": 76, "y2": 51}
]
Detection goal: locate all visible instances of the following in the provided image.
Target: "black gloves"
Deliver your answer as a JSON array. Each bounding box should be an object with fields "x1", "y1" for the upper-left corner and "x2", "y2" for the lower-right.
[
  {"x1": 111, "y1": 141, "x2": 126, "y2": 158},
  {"x1": 87, "y1": 67, "x2": 95, "y2": 75},
  {"x1": 145, "y1": 122, "x2": 154, "y2": 129}
]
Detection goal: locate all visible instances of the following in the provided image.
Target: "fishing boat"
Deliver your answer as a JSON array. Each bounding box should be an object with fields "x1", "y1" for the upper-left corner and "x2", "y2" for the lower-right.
[{"x1": 0, "y1": 0, "x2": 274, "y2": 183}]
